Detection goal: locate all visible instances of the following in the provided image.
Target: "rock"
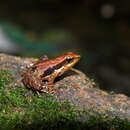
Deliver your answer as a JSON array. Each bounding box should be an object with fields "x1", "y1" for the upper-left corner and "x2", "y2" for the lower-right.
[{"x1": 0, "y1": 53, "x2": 130, "y2": 122}]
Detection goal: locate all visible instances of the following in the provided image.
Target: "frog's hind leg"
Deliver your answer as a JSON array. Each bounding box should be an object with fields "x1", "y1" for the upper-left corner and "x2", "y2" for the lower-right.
[{"x1": 21, "y1": 71, "x2": 43, "y2": 92}]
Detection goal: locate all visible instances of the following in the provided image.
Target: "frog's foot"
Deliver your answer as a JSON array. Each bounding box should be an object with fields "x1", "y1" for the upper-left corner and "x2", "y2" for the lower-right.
[
  {"x1": 36, "y1": 91, "x2": 42, "y2": 96},
  {"x1": 47, "y1": 85, "x2": 55, "y2": 94},
  {"x1": 40, "y1": 85, "x2": 49, "y2": 93},
  {"x1": 49, "y1": 89, "x2": 55, "y2": 94},
  {"x1": 40, "y1": 87, "x2": 55, "y2": 94}
]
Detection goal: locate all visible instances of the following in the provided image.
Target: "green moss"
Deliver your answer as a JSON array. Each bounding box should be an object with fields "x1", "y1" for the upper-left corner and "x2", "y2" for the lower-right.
[
  {"x1": 0, "y1": 69, "x2": 12, "y2": 86},
  {"x1": 0, "y1": 69, "x2": 130, "y2": 130},
  {"x1": 80, "y1": 110, "x2": 130, "y2": 130},
  {"x1": 0, "y1": 69, "x2": 78, "y2": 129}
]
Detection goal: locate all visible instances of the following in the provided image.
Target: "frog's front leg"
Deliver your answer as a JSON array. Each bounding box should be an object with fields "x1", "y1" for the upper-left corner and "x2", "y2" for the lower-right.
[
  {"x1": 46, "y1": 70, "x2": 62, "y2": 93},
  {"x1": 42, "y1": 77, "x2": 54, "y2": 93}
]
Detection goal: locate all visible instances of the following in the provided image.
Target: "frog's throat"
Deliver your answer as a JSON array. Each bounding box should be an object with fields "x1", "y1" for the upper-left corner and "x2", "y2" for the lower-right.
[{"x1": 66, "y1": 58, "x2": 80, "y2": 68}]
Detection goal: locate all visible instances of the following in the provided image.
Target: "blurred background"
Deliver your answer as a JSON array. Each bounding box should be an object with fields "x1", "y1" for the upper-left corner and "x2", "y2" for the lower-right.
[{"x1": 0, "y1": 0, "x2": 130, "y2": 95}]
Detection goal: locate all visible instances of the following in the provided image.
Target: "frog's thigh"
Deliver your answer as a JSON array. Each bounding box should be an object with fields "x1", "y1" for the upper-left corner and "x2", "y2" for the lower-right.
[{"x1": 24, "y1": 73, "x2": 42, "y2": 91}]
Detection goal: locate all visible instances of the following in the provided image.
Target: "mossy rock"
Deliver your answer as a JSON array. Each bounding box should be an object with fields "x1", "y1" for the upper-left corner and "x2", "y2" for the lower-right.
[
  {"x1": 0, "y1": 53, "x2": 130, "y2": 129},
  {"x1": 0, "y1": 69, "x2": 130, "y2": 130}
]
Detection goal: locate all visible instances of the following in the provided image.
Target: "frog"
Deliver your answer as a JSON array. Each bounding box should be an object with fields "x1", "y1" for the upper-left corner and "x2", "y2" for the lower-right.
[{"x1": 21, "y1": 52, "x2": 80, "y2": 93}]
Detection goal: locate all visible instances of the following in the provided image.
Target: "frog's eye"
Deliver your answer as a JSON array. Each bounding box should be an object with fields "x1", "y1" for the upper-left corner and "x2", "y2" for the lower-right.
[
  {"x1": 66, "y1": 56, "x2": 73, "y2": 60},
  {"x1": 66, "y1": 57, "x2": 73, "y2": 63}
]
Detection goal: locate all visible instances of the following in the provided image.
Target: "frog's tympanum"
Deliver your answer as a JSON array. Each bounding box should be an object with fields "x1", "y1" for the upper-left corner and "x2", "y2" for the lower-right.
[{"x1": 21, "y1": 52, "x2": 80, "y2": 93}]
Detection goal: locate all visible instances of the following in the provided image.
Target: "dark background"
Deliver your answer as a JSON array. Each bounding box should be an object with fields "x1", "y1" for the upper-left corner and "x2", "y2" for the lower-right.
[{"x1": 0, "y1": 0, "x2": 130, "y2": 95}]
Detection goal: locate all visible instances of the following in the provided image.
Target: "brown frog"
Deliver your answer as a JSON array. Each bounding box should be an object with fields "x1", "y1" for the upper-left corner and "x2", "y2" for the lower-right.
[{"x1": 21, "y1": 52, "x2": 80, "y2": 93}]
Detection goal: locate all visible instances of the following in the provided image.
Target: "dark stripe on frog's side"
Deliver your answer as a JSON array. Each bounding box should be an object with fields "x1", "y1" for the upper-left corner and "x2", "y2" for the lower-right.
[
  {"x1": 41, "y1": 58, "x2": 73, "y2": 77},
  {"x1": 42, "y1": 67, "x2": 54, "y2": 77}
]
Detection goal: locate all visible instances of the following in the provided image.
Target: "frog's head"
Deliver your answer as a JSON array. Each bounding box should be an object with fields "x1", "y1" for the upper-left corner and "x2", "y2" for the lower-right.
[
  {"x1": 54, "y1": 52, "x2": 80, "y2": 70},
  {"x1": 39, "y1": 52, "x2": 81, "y2": 78},
  {"x1": 63, "y1": 52, "x2": 80, "y2": 65}
]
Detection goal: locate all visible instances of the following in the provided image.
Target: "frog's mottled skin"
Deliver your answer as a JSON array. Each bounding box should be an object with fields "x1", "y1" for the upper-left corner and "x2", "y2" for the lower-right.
[{"x1": 21, "y1": 52, "x2": 80, "y2": 93}]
